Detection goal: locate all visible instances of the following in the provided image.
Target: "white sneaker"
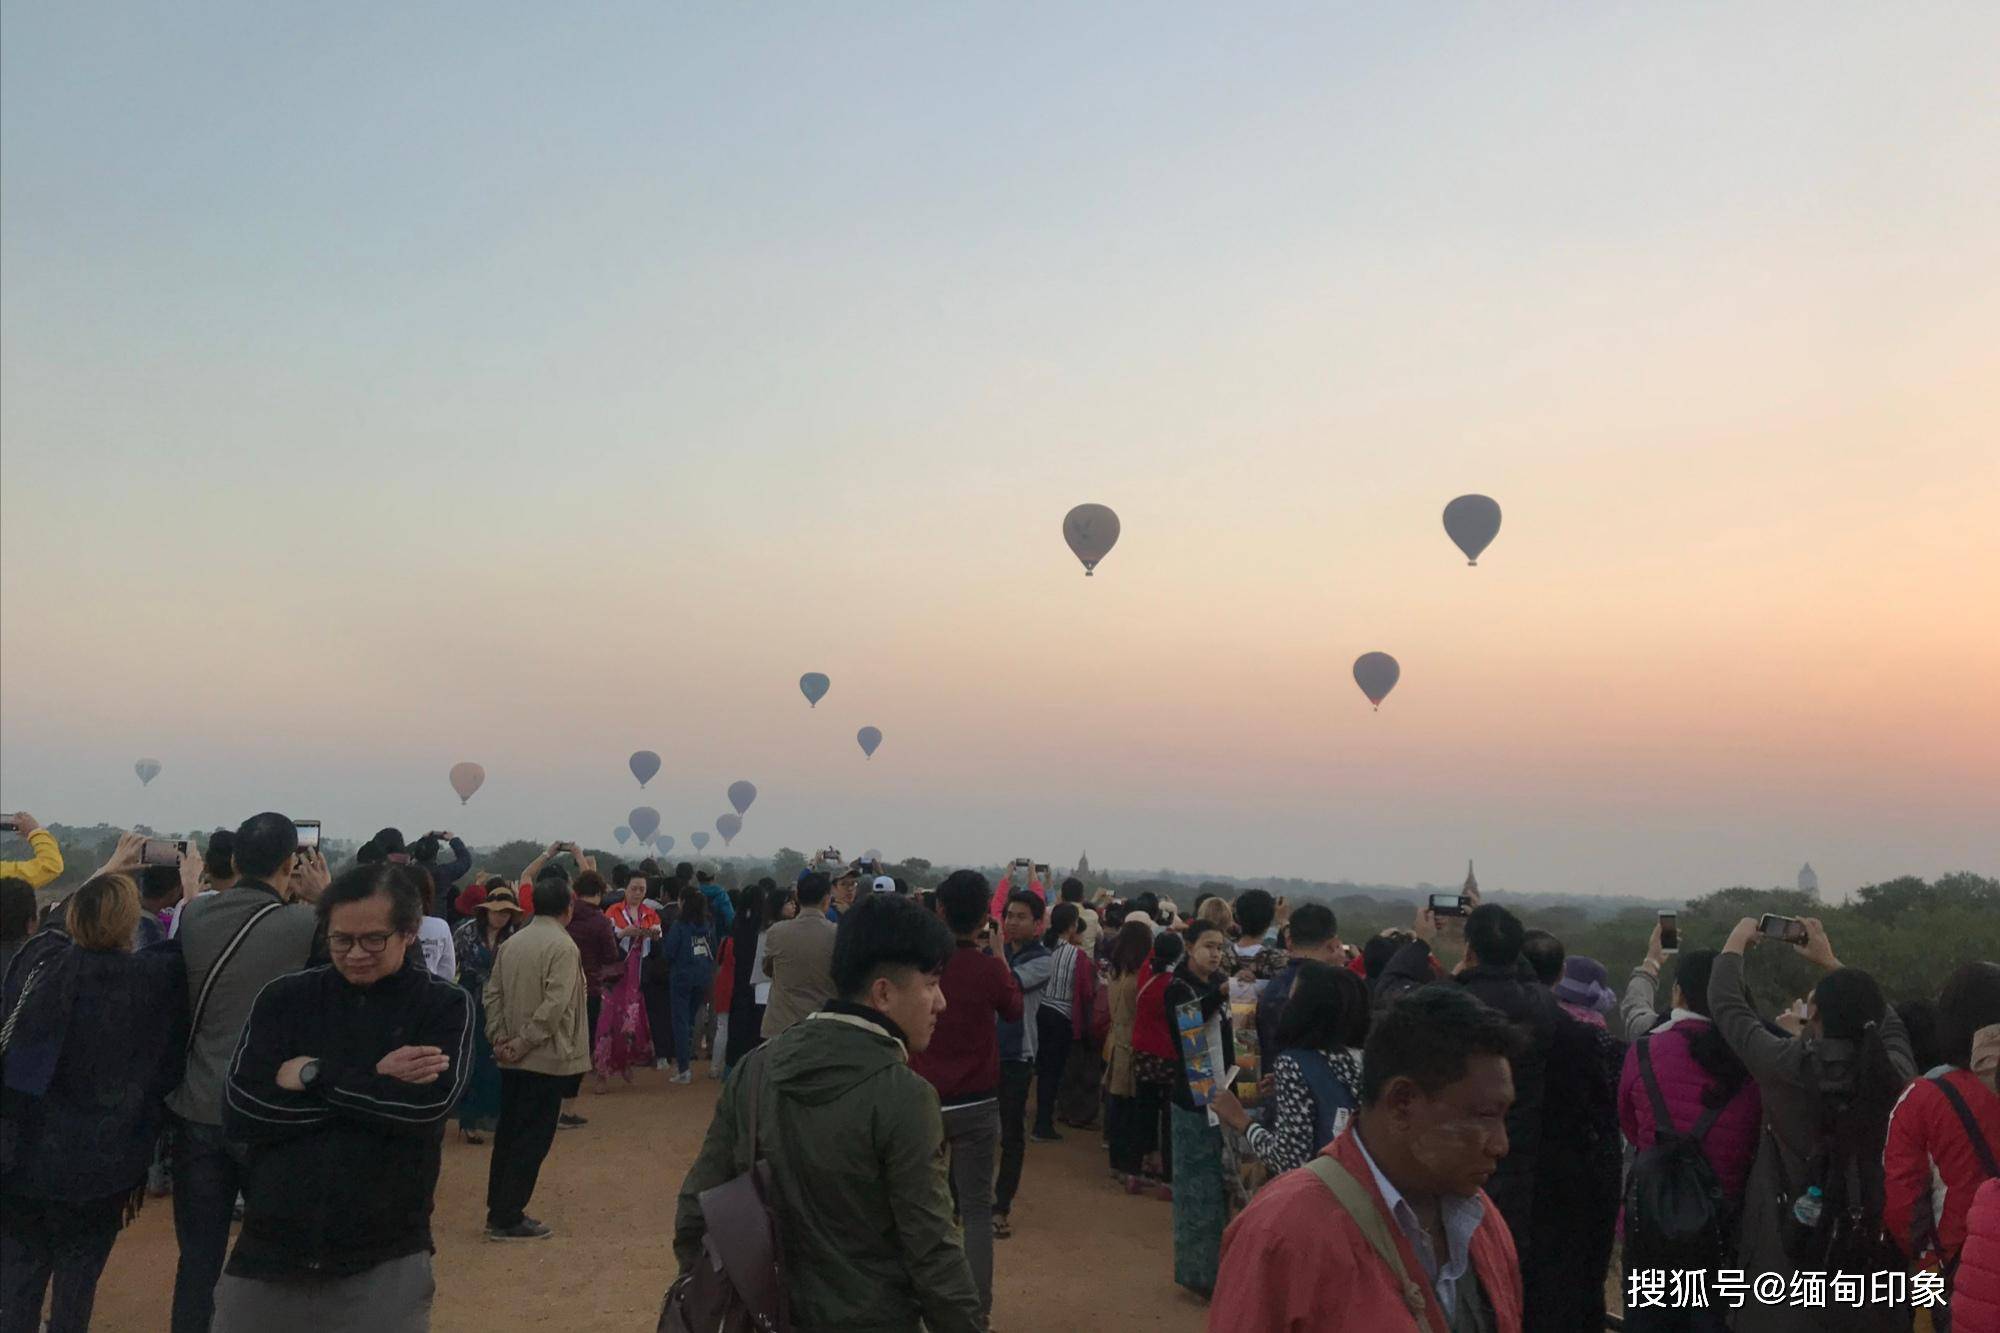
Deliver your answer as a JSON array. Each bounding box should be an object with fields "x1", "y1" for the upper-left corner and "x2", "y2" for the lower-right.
[
  {"x1": 655, "y1": 1058, "x2": 673, "y2": 1070},
  {"x1": 670, "y1": 1070, "x2": 693, "y2": 1084}
]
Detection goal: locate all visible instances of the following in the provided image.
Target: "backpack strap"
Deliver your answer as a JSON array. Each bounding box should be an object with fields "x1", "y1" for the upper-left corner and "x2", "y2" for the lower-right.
[
  {"x1": 187, "y1": 901, "x2": 286, "y2": 1056},
  {"x1": 1931, "y1": 1074, "x2": 2000, "y2": 1180},
  {"x1": 1306, "y1": 1155, "x2": 1451, "y2": 1333},
  {"x1": 1639, "y1": 1031, "x2": 1729, "y2": 1147}
]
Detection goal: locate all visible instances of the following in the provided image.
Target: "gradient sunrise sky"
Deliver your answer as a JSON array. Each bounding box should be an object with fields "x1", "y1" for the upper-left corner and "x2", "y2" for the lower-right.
[{"x1": 3, "y1": 5, "x2": 1996, "y2": 897}]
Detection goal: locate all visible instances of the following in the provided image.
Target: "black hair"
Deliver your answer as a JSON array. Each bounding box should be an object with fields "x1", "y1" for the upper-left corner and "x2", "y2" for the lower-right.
[
  {"x1": 1808, "y1": 967, "x2": 1904, "y2": 1219},
  {"x1": 483, "y1": 875, "x2": 509, "y2": 892},
  {"x1": 1276, "y1": 960, "x2": 1372, "y2": 1054},
  {"x1": 233, "y1": 812, "x2": 300, "y2": 879},
  {"x1": 697, "y1": 868, "x2": 714, "y2": 885},
  {"x1": 139, "y1": 864, "x2": 181, "y2": 903},
  {"x1": 637, "y1": 857, "x2": 662, "y2": 878},
  {"x1": 937, "y1": 870, "x2": 991, "y2": 935},
  {"x1": 1044, "y1": 901, "x2": 1081, "y2": 948},
  {"x1": 1671, "y1": 949, "x2": 1752, "y2": 1109},
  {"x1": 1182, "y1": 918, "x2": 1225, "y2": 948},
  {"x1": 410, "y1": 834, "x2": 441, "y2": 865},
  {"x1": 674, "y1": 861, "x2": 694, "y2": 881},
  {"x1": 733, "y1": 882, "x2": 766, "y2": 956},
  {"x1": 1233, "y1": 889, "x2": 1277, "y2": 938},
  {"x1": 1520, "y1": 929, "x2": 1564, "y2": 986},
  {"x1": 831, "y1": 892, "x2": 953, "y2": 1000},
  {"x1": 1361, "y1": 934, "x2": 1403, "y2": 982},
  {"x1": 1287, "y1": 903, "x2": 1337, "y2": 949},
  {"x1": 573, "y1": 870, "x2": 609, "y2": 907},
  {"x1": 0, "y1": 876, "x2": 35, "y2": 944},
  {"x1": 1131, "y1": 892, "x2": 1159, "y2": 922},
  {"x1": 1108, "y1": 920, "x2": 1153, "y2": 978},
  {"x1": 611, "y1": 865, "x2": 637, "y2": 890},
  {"x1": 202, "y1": 829, "x2": 236, "y2": 881},
  {"x1": 1937, "y1": 962, "x2": 2000, "y2": 1069},
  {"x1": 534, "y1": 862, "x2": 571, "y2": 886},
  {"x1": 1150, "y1": 928, "x2": 1184, "y2": 972},
  {"x1": 1361, "y1": 984, "x2": 1522, "y2": 1108},
  {"x1": 1896, "y1": 1000, "x2": 1943, "y2": 1074},
  {"x1": 679, "y1": 881, "x2": 708, "y2": 929},
  {"x1": 531, "y1": 876, "x2": 573, "y2": 918},
  {"x1": 316, "y1": 864, "x2": 423, "y2": 933},
  {"x1": 1464, "y1": 903, "x2": 1524, "y2": 969},
  {"x1": 372, "y1": 827, "x2": 406, "y2": 858},
  {"x1": 797, "y1": 872, "x2": 831, "y2": 908},
  {"x1": 1005, "y1": 889, "x2": 1044, "y2": 922},
  {"x1": 1060, "y1": 877, "x2": 1084, "y2": 903}
]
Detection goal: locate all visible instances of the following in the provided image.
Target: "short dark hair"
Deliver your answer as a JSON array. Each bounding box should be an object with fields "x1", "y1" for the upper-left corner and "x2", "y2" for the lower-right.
[
  {"x1": 1938, "y1": 961, "x2": 2000, "y2": 1068},
  {"x1": 233, "y1": 812, "x2": 300, "y2": 879},
  {"x1": 1520, "y1": 929, "x2": 1564, "y2": 986},
  {"x1": 534, "y1": 862, "x2": 571, "y2": 886},
  {"x1": 937, "y1": 870, "x2": 991, "y2": 935},
  {"x1": 0, "y1": 876, "x2": 38, "y2": 943},
  {"x1": 674, "y1": 862, "x2": 694, "y2": 881},
  {"x1": 831, "y1": 892, "x2": 953, "y2": 1000},
  {"x1": 1183, "y1": 918, "x2": 1226, "y2": 949},
  {"x1": 139, "y1": 864, "x2": 181, "y2": 903},
  {"x1": 1233, "y1": 889, "x2": 1277, "y2": 937},
  {"x1": 1048, "y1": 902, "x2": 1080, "y2": 938},
  {"x1": 1277, "y1": 961, "x2": 1373, "y2": 1053},
  {"x1": 1005, "y1": 889, "x2": 1044, "y2": 922},
  {"x1": 531, "y1": 876, "x2": 573, "y2": 918},
  {"x1": 410, "y1": 834, "x2": 440, "y2": 865},
  {"x1": 1361, "y1": 933, "x2": 1403, "y2": 982},
  {"x1": 797, "y1": 872, "x2": 831, "y2": 908},
  {"x1": 1464, "y1": 903, "x2": 1524, "y2": 969},
  {"x1": 371, "y1": 827, "x2": 407, "y2": 858},
  {"x1": 202, "y1": 829, "x2": 236, "y2": 881},
  {"x1": 610, "y1": 865, "x2": 636, "y2": 890},
  {"x1": 1361, "y1": 984, "x2": 1522, "y2": 1108},
  {"x1": 317, "y1": 864, "x2": 423, "y2": 934},
  {"x1": 574, "y1": 870, "x2": 609, "y2": 904},
  {"x1": 1060, "y1": 877, "x2": 1084, "y2": 903},
  {"x1": 1287, "y1": 903, "x2": 1337, "y2": 949}
]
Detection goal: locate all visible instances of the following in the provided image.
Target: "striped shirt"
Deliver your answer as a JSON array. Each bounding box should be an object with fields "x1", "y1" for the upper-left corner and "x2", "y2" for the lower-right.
[{"x1": 1044, "y1": 942, "x2": 1082, "y2": 1018}]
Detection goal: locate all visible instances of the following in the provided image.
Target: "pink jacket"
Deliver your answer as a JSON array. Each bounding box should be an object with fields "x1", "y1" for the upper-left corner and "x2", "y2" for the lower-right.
[
  {"x1": 1617, "y1": 1014, "x2": 1764, "y2": 1202},
  {"x1": 1953, "y1": 1179, "x2": 2000, "y2": 1332},
  {"x1": 988, "y1": 876, "x2": 1044, "y2": 926}
]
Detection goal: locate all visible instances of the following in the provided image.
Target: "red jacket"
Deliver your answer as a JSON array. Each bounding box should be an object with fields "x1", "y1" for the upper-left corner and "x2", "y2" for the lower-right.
[
  {"x1": 1886, "y1": 1069, "x2": 2000, "y2": 1267},
  {"x1": 909, "y1": 941, "x2": 1022, "y2": 1105},
  {"x1": 1954, "y1": 1178, "x2": 2000, "y2": 1332},
  {"x1": 1211, "y1": 1128, "x2": 1523, "y2": 1333},
  {"x1": 1132, "y1": 968, "x2": 1177, "y2": 1060}
]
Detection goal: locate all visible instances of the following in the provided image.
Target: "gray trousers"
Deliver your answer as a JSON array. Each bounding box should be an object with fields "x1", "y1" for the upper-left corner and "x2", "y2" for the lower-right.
[
  {"x1": 213, "y1": 1253, "x2": 433, "y2": 1333},
  {"x1": 939, "y1": 1101, "x2": 1000, "y2": 1318}
]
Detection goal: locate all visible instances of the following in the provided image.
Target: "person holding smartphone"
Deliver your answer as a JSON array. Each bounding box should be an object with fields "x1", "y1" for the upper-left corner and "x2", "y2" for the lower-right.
[{"x1": 0, "y1": 811, "x2": 64, "y2": 889}]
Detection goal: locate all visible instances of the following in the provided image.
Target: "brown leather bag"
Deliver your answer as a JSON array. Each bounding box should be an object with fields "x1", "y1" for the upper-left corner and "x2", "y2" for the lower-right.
[{"x1": 658, "y1": 1056, "x2": 791, "y2": 1333}]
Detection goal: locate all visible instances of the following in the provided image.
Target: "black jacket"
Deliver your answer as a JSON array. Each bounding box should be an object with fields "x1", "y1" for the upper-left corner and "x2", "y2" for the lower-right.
[
  {"x1": 223, "y1": 953, "x2": 472, "y2": 1279},
  {"x1": 1377, "y1": 942, "x2": 1560, "y2": 1244}
]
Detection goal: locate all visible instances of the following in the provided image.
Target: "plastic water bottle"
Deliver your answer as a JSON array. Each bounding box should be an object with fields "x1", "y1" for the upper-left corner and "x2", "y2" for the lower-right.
[{"x1": 1791, "y1": 1185, "x2": 1824, "y2": 1228}]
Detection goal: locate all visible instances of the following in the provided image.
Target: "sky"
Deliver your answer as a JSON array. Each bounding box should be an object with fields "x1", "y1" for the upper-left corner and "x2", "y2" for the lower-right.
[{"x1": 3, "y1": 5, "x2": 1997, "y2": 899}]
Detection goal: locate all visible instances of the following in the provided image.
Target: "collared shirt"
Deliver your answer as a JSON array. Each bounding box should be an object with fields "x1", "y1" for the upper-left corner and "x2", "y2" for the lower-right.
[{"x1": 1352, "y1": 1126, "x2": 1485, "y2": 1317}]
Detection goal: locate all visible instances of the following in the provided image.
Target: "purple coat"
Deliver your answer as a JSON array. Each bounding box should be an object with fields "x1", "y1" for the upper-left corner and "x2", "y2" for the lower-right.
[{"x1": 1617, "y1": 1012, "x2": 1764, "y2": 1201}]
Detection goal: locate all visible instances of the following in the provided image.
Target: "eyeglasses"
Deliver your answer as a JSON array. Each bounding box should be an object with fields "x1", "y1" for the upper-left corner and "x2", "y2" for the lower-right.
[{"x1": 327, "y1": 931, "x2": 397, "y2": 955}]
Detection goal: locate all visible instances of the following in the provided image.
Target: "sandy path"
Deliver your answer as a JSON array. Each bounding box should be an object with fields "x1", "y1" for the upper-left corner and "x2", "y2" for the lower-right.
[{"x1": 88, "y1": 1065, "x2": 1210, "y2": 1331}]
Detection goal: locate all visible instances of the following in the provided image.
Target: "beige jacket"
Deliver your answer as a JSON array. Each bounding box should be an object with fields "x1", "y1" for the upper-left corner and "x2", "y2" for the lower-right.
[
  {"x1": 484, "y1": 916, "x2": 591, "y2": 1077},
  {"x1": 760, "y1": 906, "x2": 838, "y2": 1039}
]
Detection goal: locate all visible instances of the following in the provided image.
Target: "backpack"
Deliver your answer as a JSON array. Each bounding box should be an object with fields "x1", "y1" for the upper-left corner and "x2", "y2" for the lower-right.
[
  {"x1": 1624, "y1": 1035, "x2": 1736, "y2": 1267},
  {"x1": 1772, "y1": 1059, "x2": 1903, "y2": 1272},
  {"x1": 658, "y1": 1055, "x2": 790, "y2": 1333}
]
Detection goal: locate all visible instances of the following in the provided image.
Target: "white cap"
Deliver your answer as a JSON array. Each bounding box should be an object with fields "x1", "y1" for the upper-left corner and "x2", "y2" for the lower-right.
[{"x1": 871, "y1": 875, "x2": 897, "y2": 894}]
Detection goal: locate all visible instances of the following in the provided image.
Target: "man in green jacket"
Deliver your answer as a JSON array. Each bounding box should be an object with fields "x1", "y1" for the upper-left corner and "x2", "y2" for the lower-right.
[{"x1": 674, "y1": 893, "x2": 984, "y2": 1333}]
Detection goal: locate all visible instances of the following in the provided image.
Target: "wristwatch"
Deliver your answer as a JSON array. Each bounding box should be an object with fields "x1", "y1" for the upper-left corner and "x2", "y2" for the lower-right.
[{"x1": 298, "y1": 1059, "x2": 323, "y2": 1091}]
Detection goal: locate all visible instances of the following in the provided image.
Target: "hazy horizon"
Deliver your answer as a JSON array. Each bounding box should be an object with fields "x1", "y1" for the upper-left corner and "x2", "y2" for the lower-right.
[{"x1": 4, "y1": 6, "x2": 1997, "y2": 899}]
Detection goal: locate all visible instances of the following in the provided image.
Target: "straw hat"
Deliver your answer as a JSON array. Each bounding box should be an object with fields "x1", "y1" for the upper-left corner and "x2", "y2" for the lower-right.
[{"x1": 476, "y1": 886, "x2": 526, "y2": 916}]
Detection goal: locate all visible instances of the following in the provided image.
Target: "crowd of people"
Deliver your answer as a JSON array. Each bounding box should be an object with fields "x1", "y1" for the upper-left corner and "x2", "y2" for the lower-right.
[{"x1": 1, "y1": 810, "x2": 1997, "y2": 1332}]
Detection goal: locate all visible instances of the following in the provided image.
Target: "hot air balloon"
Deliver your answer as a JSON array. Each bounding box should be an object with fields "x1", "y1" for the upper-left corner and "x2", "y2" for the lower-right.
[
  {"x1": 1443, "y1": 495, "x2": 1503, "y2": 566},
  {"x1": 629, "y1": 750, "x2": 661, "y2": 788},
  {"x1": 628, "y1": 806, "x2": 662, "y2": 844},
  {"x1": 657, "y1": 835, "x2": 675, "y2": 855},
  {"x1": 727, "y1": 781, "x2": 758, "y2": 816},
  {"x1": 135, "y1": 758, "x2": 162, "y2": 787},
  {"x1": 716, "y1": 813, "x2": 742, "y2": 846},
  {"x1": 1063, "y1": 503, "x2": 1121, "y2": 576},
  {"x1": 614, "y1": 825, "x2": 632, "y2": 845},
  {"x1": 1353, "y1": 652, "x2": 1402, "y2": 710},
  {"x1": 799, "y1": 673, "x2": 830, "y2": 708},
  {"x1": 857, "y1": 726, "x2": 883, "y2": 759},
  {"x1": 448, "y1": 762, "x2": 485, "y2": 805},
  {"x1": 691, "y1": 832, "x2": 710, "y2": 852}
]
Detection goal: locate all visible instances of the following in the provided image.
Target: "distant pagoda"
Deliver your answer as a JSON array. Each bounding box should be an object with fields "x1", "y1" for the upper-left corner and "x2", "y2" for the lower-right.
[
  {"x1": 1798, "y1": 863, "x2": 1819, "y2": 897},
  {"x1": 1464, "y1": 860, "x2": 1479, "y2": 897},
  {"x1": 1076, "y1": 850, "x2": 1092, "y2": 879}
]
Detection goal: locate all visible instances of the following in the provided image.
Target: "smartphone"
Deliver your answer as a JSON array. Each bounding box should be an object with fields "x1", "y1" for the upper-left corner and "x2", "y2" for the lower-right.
[
  {"x1": 1034, "y1": 863, "x2": 1050, "y2": 882},
  {"x1": 1658, "y1": 911, "x2": 1679, "y2": 953},
  {"x1": 295, "y1": 820, "x2": 322, "y2": 851},
  {"x1": 1758, "y1": 913, "x2": 1809, "y2": 946},
  {"x1": 140, "y1": 838, "x2": 189, "y2": 867},
  {"x1": 1429, "y1": 892, "x2": 1470, "y2": 918},
  {"x1": 0, "y1": 815, "x2": 19, "y2": 834}
]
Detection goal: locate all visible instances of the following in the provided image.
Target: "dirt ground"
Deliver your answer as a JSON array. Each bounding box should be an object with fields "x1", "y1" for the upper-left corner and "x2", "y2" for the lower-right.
[{"x1": 87, "y1": 1064, "x2": 1212, "y2": 1332}]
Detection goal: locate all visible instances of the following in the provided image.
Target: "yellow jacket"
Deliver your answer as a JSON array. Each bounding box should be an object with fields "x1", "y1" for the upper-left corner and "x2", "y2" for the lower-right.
[{"x1": 0, "y1": 830, "x2": 64, "y2": 889}]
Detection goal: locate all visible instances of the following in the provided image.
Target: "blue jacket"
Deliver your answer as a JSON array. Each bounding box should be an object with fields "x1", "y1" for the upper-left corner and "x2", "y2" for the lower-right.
[
  {"x1": 697, "y1": 881, "x2": 735, "y2": 931},
  {"x1": 661, "y1": 919, "x2": 718, "y2": 974}
]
